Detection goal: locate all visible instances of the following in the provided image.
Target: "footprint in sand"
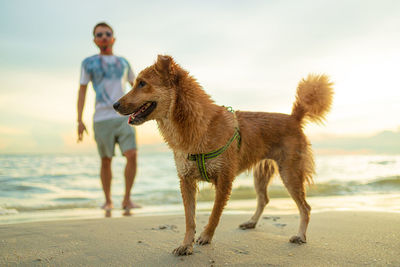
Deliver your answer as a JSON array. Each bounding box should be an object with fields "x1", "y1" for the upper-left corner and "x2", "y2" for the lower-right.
[
  {"x1": 263, "y1": 216, "x2": 281, "y2": 222},
  {"x1": 232, "y1": 248, "x2": 250, "y2": 255},
  {"x1": 273, "y1": 223, "x2": 287, "y2": 228},
  {"x1": 151, "y1": 224, "x2": 178, "y2": 231}
]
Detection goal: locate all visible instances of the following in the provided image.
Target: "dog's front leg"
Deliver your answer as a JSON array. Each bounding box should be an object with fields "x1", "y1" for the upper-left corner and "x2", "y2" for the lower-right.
[
  {"x1": 172, "y1": 176, "x2": 197, "y2": 256},
  {"x1": 196, "y1": 175, "x2": 233, "y2": 245}
]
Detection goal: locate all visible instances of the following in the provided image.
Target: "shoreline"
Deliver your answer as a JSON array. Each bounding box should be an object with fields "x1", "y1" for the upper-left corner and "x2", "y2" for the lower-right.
[
  {"x1": 1, "y1": 211, "x2": 400, "y2": 266},
  {"x1": 1, "y1": 193, "x2": 400, "y2": 226}
]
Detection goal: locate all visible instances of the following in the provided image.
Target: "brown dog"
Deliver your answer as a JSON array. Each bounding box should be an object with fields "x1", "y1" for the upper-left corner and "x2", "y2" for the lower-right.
[{"x1": 114, "y1": 55, "x2": 333, "y2": 256}]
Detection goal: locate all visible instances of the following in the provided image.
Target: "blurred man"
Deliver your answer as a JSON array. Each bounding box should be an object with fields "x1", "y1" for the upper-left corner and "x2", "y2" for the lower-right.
[{"x1": 77, "y1": 22, "x2": 140, "y2": 213}]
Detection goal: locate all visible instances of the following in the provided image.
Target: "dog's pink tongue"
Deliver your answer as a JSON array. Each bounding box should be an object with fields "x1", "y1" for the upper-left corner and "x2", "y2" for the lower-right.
[
  {"x1": 128, "y1": 110, "x2": 140, "y2": 123},
  {"x1": 129, "y1": 104, "x2": 148, "y2": 123}
]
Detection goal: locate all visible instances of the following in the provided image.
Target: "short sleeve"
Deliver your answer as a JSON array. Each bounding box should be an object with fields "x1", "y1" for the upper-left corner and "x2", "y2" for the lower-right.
[{"x1": 80, "y1": 61, "x2": 91, "y2": 85}]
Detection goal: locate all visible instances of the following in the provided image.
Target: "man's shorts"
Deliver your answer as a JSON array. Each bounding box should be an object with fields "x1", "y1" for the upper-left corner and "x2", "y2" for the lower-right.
[{"x1": 93, "y1": 117, "x2": 137, "y2": 158}]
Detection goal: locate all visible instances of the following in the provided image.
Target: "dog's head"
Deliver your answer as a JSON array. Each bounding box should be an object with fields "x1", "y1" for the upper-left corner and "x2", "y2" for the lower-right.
[{"x1": 114, "y1": 55, "x2": 182, "y2": 125}]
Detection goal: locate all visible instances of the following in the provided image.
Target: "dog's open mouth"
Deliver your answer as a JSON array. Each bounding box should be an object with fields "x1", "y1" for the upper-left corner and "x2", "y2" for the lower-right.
[{"x1": 128, "y1": 101, "x2": 157, "y2": 125}]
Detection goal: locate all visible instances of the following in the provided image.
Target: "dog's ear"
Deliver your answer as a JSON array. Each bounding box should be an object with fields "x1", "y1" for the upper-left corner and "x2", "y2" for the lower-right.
[{"x1": 155, "y1": 55, "x2": 173, "y2": 74}]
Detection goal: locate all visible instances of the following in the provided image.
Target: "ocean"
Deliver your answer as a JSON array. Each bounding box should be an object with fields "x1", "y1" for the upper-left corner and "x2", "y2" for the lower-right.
[{"x1": 1, "y1": 151, "x2": 400, "y2": 224}]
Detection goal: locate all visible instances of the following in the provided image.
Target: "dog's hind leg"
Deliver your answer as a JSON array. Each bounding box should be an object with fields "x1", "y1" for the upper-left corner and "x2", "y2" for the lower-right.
[
  {"x1": 196, "y1": 173, "x2": 233, "y2": 245},
  {"x1": 279, "y1": 159, "x2": 312, "y2": 244},
  {"x1": 239, "y1": 159, "x2": 277, "y2": 229}
]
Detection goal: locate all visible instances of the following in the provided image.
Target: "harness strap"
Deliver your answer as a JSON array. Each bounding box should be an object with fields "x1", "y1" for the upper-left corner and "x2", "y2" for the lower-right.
[{"x1": 187, "y1": 107, "x2": 241, "y2": 182}]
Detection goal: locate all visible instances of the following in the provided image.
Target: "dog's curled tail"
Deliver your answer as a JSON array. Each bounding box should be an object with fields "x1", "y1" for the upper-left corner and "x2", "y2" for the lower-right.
[{"x1": 291, "y1": 74, "x2": 334, "y2": 125}]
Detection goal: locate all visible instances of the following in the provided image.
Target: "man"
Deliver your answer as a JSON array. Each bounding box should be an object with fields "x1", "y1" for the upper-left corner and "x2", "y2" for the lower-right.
[{"x1": 77, "y1": 22, "x2": 140, "y2": 213}]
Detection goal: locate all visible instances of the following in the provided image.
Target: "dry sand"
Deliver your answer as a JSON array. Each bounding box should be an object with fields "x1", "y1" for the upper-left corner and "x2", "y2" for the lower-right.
[{"x1": 1, "y1": 211, "x2": 399, "y2": 266}]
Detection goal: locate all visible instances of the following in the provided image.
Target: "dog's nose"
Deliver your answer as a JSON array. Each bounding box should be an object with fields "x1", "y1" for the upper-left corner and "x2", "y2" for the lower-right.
[{"x1": 113, "y1": 101, "x2": 120, "y2": 111}]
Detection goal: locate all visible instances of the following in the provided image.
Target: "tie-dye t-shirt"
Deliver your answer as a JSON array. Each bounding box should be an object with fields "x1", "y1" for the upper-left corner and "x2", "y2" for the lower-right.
[{"x1": 80, "y1": 55, "x2": 135, "y2": 122}]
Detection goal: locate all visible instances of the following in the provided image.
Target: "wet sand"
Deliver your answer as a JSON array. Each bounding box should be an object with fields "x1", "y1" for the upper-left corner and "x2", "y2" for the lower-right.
[{"x1": 1, "y1": 211, "x2": 399, "y2": 266}]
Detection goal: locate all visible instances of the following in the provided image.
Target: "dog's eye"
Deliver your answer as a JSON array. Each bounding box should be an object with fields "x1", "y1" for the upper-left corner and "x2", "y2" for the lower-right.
[{"x1": 138, "y1": 80, "x2": 146, "y2": 88}]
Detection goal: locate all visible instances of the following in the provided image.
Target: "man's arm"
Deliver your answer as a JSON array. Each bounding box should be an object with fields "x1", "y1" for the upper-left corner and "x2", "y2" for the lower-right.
[{"x1": 77, "y1": 84, "x2": 88, "y2": 142}]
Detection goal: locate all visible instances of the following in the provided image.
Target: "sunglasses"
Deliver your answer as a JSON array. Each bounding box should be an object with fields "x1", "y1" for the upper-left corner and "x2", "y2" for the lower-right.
[{"x1": 95, "y1": 31, "x2": 113, "y2": 38}]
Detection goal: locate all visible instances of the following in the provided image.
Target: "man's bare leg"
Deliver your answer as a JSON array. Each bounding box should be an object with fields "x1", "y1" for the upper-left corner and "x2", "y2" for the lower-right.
[
  {"x1": 101, "y1": 157, "x2": 113, "y2": 211},
  {"x1": 122, "y1": 149, "x2": 140, "y2": 210}
]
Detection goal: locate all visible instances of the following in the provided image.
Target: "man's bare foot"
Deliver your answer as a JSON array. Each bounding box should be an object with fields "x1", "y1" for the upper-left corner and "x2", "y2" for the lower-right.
[
  {"x1": 101, "y1": 202, "x2": 114, "y2": 211},
  {"x1": 122, "y1": 199, "x2": 141, "y2": 210}
]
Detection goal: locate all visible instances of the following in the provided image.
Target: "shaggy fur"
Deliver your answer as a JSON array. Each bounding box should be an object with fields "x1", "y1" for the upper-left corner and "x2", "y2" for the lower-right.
[{"x1": 114, "y1": 55, "x2": 334, "y2": 256}]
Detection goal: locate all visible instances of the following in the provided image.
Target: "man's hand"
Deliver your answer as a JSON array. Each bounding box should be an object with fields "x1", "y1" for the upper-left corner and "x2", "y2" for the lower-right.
[{"x1": 77, "y1": 121, "x2": 88, "y2": 142}]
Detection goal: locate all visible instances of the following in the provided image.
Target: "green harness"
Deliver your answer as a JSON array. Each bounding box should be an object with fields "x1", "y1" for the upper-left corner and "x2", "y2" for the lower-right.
[{"x1": 187, "y1": 107, "x2": 241, "y2": 182}]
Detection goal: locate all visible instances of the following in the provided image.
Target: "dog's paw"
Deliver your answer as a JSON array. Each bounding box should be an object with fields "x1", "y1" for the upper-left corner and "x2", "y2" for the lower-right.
[
  {"x1": 239, "y1": 220, "x2": 257, "y2": 230},
  {"x1": 172, "y1": 244, "x2": 193, "y2": 256},
  {"x1": 196, "y1": 232, "x2": 212, "y2": 246},
  {"x1": 289, "y1": 235, "x2": 306, "y2": 244}
]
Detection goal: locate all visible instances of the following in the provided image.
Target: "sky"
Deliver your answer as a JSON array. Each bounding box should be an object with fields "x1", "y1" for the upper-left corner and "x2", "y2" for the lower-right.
[{"x1": 0, "y1": 0, "x2": 399, "y2": 154}]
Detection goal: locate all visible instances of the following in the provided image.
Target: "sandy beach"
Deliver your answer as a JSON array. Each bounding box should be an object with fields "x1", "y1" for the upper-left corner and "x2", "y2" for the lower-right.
[{"x1": 1, "y1": 211, "x2": 399, "y2": 266}]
